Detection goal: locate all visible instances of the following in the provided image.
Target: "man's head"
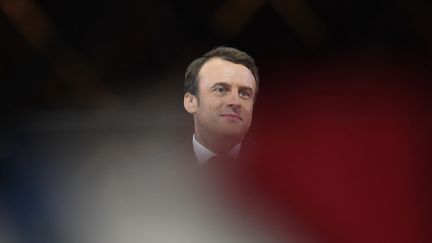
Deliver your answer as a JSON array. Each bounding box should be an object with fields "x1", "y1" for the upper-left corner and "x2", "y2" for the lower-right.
[{"x1": 184, "y1": 47, "x2": 259, "y2": 150}]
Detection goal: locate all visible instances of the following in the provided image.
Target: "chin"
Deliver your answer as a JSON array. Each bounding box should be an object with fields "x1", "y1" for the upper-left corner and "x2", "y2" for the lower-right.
[{"x1": 217, "y1": 127, "x2": 247, "y2": 139}]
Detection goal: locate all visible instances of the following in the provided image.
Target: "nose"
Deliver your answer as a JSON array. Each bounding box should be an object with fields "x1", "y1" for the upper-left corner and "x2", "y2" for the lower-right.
[{"x1": 226, "y1": 89, "x2": 241, "y2": 111}]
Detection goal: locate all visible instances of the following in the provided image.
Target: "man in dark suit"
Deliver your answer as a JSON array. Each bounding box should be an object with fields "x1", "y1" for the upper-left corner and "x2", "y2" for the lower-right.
[
  {"x1": 182, "y1": 46, "x2": 259, "y2": 165},
  {"x1": 170, "y1": 47, "x2": 312, "y2": 242},
  {"x1": 174, "y1": 46, "x2": 279, "y2": 242}
]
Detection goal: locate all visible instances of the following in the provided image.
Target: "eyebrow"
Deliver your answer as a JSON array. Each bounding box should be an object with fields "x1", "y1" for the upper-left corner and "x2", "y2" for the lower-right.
[
  {"x1": 210, "y1": 82, "x2": 254, "y2": 92},
  {"x1": 239, "y1": 86, "x2": 253, "y2": 92},
  {"x1": 210, "y1": 82, "x2": 230, "y2": 89}
]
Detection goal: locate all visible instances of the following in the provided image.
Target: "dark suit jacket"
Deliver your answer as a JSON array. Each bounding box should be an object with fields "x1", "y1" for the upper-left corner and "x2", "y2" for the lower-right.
[{"x1": 166, "y1": 136, "x2": 314, "y2": 243}]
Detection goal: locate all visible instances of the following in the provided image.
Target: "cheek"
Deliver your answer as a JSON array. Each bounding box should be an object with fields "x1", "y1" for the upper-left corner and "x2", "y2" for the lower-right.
[
  {"x1": 208, "y1": 99, "x2": 224, "y2": 112},
  {"x1": 197, "y1": 101, "x2": 216, "y2": 117},
  {"x1": 244, "y1": 102, "x2": 254, "y2": 113},
  {"x1": 242, "y1": 105, "x2": 254, "y2": 123}
]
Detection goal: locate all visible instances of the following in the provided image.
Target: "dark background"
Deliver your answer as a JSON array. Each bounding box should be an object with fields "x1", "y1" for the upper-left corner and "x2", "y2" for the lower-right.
[
  {"x1": 2, "y1": 0, "x2": 431, "y2": 112},
  {"x1": 1, "y1": 1, "x2": 431, "y2": 243}
]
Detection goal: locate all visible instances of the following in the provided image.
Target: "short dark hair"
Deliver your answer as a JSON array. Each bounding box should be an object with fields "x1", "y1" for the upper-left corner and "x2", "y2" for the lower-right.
[{"x1": 184, "y1": 46, "x2": 259, "y2": 97}]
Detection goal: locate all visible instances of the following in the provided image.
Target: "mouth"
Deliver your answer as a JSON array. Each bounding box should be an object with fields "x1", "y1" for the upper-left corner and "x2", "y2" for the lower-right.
[{"x1": 220, "y1": 114, "x2": 242, "y2": 121}]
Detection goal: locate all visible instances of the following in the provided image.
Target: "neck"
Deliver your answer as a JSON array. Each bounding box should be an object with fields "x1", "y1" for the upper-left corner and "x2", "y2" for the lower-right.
[{"x1": 194, "y1": 131, "x2": 241, "y2": 155}]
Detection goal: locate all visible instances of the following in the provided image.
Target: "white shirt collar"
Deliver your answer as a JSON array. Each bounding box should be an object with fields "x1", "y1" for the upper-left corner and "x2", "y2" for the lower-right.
[{"x1": 192, "y1": 134, "x2": 241, "y2": 165}]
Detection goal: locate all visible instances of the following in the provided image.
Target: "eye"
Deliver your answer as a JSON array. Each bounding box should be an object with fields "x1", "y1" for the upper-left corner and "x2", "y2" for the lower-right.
[
  {"x1": 239, "y1": 90, "x2": 252, "y2": 99},
  {"x1": 214, "y1": 86, "x2": 227, "y2": 94}
]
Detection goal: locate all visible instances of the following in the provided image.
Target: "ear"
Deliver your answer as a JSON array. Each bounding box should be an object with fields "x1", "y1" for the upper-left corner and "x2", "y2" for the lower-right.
[{"x1": 184, "y1": 92, "x2": 198, "y2": 114}]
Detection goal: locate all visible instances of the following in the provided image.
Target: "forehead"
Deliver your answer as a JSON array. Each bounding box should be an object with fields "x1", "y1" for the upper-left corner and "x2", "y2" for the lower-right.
[{"x1": 198, "y1": 58, "x2": 256, "y2": 90}]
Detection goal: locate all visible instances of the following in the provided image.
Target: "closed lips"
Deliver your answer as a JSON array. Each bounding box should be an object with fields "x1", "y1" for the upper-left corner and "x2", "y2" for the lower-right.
[{"x1": 220, "y1": 114, "x2": 242, "y2": 120}]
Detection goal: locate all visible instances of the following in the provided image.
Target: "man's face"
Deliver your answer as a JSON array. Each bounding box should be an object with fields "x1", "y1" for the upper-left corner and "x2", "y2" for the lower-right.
[{"x1": 185, "y1": 58, "x2": 256, "y2": 142}]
